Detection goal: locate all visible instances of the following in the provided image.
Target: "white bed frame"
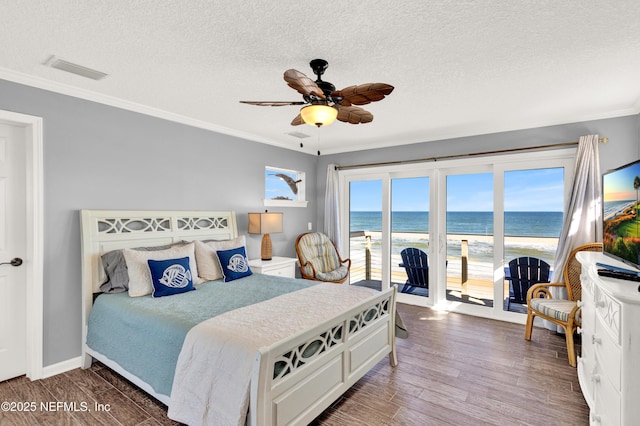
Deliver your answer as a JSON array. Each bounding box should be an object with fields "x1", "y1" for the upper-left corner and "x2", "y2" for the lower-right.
[{"x1": 80, "y1": 209, "x2": 397, "y2": 425}]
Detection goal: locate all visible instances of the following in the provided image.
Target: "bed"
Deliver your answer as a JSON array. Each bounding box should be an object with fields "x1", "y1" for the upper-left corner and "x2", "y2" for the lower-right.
[{"x1": 80, "y1": 209, "x2": 397, "y2": 425}]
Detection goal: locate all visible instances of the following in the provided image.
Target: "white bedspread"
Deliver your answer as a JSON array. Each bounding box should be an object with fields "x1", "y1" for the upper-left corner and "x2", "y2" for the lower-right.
[{"x1": 167, "y1": 283, "x2": 381, "y2": 426}]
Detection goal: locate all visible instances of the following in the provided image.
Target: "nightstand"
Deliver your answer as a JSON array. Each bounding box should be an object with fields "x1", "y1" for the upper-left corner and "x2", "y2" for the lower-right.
[{"x1": 248, "y1": 257, "x2": 297, "y2": 278}]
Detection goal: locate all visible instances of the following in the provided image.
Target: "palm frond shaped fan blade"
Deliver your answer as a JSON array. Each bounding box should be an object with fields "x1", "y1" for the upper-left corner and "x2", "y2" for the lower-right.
[
  {"x1": 284, "y1": 69, "x2": 325, "y2": 98},
  {"x1": 291, "y1": 114, "x2": 304, "y2": 126},
  {"x1": 240, "y1": 101, "x2": 305, "y2": 106},
  {"x1": 336, "y1": 105, "x2": 374, "y2": 124},
  {"x1": 333, "y1": 83, "x2": 394, "y2": 106}
]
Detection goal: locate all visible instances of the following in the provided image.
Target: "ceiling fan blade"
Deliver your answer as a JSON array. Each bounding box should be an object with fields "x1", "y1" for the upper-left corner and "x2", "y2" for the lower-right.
[
  {"x1": 284, "y1": 69, "x2": 325, "y2": 98},
  {"x1": 336, "y1": 105, "x2": 374, "y2": 124},
  {"x1": 333, "y1": 83, "x2": 394, "y2": 106},
  {"x1": 290, "y1": 114, "x2": 304, "y2": 126},
  {"x1": 240, "y1": 101, "x2": 306, "y2": 106}
]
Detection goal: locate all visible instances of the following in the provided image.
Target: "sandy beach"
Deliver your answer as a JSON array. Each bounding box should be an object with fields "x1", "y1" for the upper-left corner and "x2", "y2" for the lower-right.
[{"x1": 349, "y1": 231, "x2": 558, "y2": 283}]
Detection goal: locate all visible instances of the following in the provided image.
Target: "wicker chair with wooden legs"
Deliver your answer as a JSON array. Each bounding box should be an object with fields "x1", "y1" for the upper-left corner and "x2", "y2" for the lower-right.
[
  {"x1": 295, "y1": 232, "x2": 351, "y2": 283},
  {"x1": 524, "y1": 242, "x2": 603, "y2": 367}
]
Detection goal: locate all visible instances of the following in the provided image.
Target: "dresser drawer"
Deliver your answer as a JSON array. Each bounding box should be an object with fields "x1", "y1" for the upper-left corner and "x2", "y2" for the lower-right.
[
  {"x1": 264, "y1": 264, "x2": 294, "y2": 278},
  {"x1": 593, "y1": 315, "x2": 621, "y2": 391},
  {"x1": 581, "y1": 270, "x2": 595, "y2": 298},
  {"x1": 592, "y1": 363, "x2": 621, "y2": 426},
  {"x1": 594, "y1": 286, "x2": 621, "y2": 344},
  {"x1": 577, "y1": 357, "x2": 594, "y2": 408},
  {"x1": 248, "y1": 257, "x2": 297, "y2": 279}
]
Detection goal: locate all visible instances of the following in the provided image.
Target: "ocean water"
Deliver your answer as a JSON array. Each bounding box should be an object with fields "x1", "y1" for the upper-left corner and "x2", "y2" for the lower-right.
[{"x1": 350, "y1": 211, "x2": 563, "y2": 237}]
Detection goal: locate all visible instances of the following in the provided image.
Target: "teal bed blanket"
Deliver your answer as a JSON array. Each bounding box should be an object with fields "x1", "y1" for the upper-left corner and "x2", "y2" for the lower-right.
[{"x1": 86, "y1": 273, "x2": 317, "y2": 397}]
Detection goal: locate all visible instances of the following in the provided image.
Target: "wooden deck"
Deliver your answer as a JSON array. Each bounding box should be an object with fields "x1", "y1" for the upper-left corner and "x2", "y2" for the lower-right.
[{"x1": 354, "y1": 278, "x2": 527, "y2": 313}]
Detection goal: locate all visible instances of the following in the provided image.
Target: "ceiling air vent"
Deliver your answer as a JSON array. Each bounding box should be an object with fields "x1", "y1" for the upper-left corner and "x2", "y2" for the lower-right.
[
  {"x1": 44, "y1": 55, "x2": 108, "y2": 80},
  {"x1": 287, "y1": 131, "x2": 310, "y2": 139}
]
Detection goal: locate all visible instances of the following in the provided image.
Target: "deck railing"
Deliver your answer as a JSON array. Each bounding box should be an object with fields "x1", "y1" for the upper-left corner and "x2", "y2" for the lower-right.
[
  {"x1": 348, "y1": 230, "x2": 559, "y2": 288},
  {"x1": 349, "y1": 231, "x2": 373, "y2": 282},
  {"x1": 349, "y1": 230, "x2": 408, "y2": 284}
]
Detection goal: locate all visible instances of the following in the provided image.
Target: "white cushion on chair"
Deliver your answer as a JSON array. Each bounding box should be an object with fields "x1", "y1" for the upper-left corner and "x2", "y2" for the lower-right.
[
  {"x1": 529, "y1": 298, "x2": 578, "y2": 323},
  {"x1": 316, "y1": 265, "x2": 348, "y2": 282}
]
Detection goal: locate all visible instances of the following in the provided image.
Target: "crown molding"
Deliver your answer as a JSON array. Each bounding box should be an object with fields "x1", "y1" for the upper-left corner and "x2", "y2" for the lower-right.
[{"x1": 0, "y1": 67, "x2": 299, "y2": 152}]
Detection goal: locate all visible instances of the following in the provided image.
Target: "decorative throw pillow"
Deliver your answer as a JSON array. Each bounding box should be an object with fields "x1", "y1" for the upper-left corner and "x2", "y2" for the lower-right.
[
  {"x1": 148, "y1": 257, "x2": 195, "y2": 298},
  {"x1": 99, "y1": 242, "x2": 187, "y2": 293},
  {"x1": 194, "y1": 236, "x2": 246, "y2": 281},
  {"x1": 216, "y1": 246, "x2": 252, "y2": 282},
  {"x1": 123, "y1": 242, "x2": 202, "y2": 297}
]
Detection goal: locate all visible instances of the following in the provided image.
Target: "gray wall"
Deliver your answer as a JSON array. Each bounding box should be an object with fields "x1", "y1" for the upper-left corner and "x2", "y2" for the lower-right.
[
  {"x1": 0, "y1": 79, "x2": 318, "y2": 367},
  {"x1": 315, "y1": 115, "x2": 640, "y2": 228}
]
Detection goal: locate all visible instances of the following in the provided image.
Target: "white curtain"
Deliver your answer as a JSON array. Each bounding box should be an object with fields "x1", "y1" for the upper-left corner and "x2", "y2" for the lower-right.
[
  {"x1": 546, "y1": 134, "x2": 602, "y2": 330},
  {"x1": 324, "y1": 163, "x2": 342, "y2": 252},
  {"x1": 553, "y1": 134, "x2": 603, "y2": 280}
]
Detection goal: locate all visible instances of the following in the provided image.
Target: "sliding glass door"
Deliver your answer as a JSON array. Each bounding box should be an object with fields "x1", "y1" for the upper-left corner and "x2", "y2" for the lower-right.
[
  {"x1": 339, "y1": 149, "x2": 574, "y2": 321},
  {"x1": 391, "y1": 176, "x2": 430, "y2": 298},
  {"x1": 444, "y1": 170, "x2": 495, "y2": 309},
  {"x1": 348, "y1": 178, "x2": 384, "y2": 286},
  {"x1": 502, "y1": 167, "x2": 565, "y2": 312},
  {"x1": 344, "y1": 172, "x2": 432, "y2": 301}
]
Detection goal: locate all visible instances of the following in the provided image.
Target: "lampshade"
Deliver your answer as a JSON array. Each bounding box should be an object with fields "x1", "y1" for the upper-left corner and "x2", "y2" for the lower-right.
[
  {"x1": 300, "y1": 104, "x2": 338, "y2": 127},
  {"x1": 248, "y1": 212, "x2": 283, "y2": 261},
  {"x1": 248, "y1": 212, "x2": 283, "y2": 235}
]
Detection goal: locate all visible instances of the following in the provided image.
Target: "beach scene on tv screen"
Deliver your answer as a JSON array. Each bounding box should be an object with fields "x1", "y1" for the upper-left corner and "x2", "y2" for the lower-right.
[{"x1": 603, "y1": 160, "x2": 640, "y2": 267}]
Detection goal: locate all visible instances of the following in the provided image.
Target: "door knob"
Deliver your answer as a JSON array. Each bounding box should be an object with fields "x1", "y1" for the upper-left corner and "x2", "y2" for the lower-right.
[{"x1": 0, "y1": 257, "x2": 23, "y2": 267}]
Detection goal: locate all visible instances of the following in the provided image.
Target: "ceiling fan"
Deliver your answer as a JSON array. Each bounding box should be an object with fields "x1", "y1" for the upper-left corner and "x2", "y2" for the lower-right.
[{"x1": 240, "y1": 59, "x2": 394, "y2": 127}]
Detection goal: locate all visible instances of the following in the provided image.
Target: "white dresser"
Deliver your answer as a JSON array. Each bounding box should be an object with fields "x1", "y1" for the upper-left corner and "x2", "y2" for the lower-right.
[
  {"x1": 248, "y1": 256, "x2": 297, "y2": 278},
  {"x1": 577, "y1": 251, "x2": 640, "y2": 425}
]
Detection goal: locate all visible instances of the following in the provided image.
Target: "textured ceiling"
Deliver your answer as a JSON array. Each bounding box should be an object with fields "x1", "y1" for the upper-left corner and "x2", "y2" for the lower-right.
[{"x1": 1, "y1": 1, "x2": 640, "y2": 155}]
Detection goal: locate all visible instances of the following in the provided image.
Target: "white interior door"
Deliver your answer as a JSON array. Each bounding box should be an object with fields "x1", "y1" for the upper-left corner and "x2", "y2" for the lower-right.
[{"x1": 0, "y1": 121, "x2": 27, "y2": 381}]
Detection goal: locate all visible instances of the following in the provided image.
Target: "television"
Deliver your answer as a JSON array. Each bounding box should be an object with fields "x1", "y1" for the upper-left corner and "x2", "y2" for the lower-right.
[{"x1": 602, "y1": 158, "x2": 640, "y2": 271}]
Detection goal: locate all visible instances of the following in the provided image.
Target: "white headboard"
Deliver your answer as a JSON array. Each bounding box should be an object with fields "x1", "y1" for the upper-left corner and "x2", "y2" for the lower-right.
[{"x1": 80, "y1": 209, "x2": 238, "y2": 364}]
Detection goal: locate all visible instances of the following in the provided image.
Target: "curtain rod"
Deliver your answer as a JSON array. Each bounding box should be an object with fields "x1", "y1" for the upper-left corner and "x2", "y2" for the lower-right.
[{"x1": 335, "y1": 137, "x2": 608, "y2": 171}]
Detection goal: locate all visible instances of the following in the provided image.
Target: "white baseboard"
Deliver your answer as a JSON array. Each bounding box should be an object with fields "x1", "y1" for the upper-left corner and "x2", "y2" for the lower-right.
[{"x1": 41, "y1": 356, "x2": 83, "y2": 379}]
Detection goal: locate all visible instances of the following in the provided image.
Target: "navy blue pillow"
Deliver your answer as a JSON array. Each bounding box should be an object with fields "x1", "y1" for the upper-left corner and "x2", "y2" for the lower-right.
[
  {"x1": 147, "y1": 256, "x2": 195, "y2": 298},
  {"x1": 216, "y1": 246, "x2": 252, "y2": 282}
]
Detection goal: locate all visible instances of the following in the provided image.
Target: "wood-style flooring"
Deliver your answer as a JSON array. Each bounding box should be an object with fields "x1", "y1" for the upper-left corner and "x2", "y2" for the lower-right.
[{"x1": 0, "y1": 303, "x2": 589, "y2": 425}]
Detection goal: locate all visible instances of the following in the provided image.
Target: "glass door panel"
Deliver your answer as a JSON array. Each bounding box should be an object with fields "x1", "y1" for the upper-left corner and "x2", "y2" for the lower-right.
[
  {"x1": 391, "y1": 177, "x2": 430, "y2": 297},
  {"x1": 446, "y1": 173, "x2": 494, "y2": 307},
  {"x1": 349, "y1": 180, "x2": 383, "y2": 287},
  {"x1": 503, "y1": 168, "x2": 564, "y2": 312}
]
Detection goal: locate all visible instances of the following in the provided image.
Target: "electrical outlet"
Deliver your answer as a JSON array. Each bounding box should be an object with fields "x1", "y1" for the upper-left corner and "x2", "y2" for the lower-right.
[{"x1": 308, "y1": 222, "x2": 312, "y2": 231}]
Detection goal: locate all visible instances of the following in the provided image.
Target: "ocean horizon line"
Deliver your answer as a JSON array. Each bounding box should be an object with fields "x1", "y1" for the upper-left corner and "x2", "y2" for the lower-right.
[
  {"x1": 351, "y1": 210, "x2": 564, "y2": 238},
  {"x1": 350, "y1": 210, "x2": 565, "y2": 213}
]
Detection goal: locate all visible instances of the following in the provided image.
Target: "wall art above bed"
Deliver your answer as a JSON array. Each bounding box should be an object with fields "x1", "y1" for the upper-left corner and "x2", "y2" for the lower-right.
[{"x1": 264, "y1": 166, "x2": 308, "y2": 208}]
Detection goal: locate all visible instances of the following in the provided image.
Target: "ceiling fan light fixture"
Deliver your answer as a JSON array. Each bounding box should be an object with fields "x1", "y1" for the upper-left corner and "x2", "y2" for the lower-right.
[{"x1": 300, "y1": 104, "x2": 337, "y2": 127}]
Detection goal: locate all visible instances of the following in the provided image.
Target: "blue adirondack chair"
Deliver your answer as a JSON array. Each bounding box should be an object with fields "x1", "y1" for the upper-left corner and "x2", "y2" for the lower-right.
[
  {"x1": 507, "y1": 256, "x2": 551, "y2": 309},
  {"x1": 399, "y1": 248, "x2": 429, "y2": 294}
]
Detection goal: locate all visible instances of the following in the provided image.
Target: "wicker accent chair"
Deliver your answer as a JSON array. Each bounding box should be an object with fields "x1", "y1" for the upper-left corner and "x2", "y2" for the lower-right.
[
  {"x1": 524, "y1": 242, "x2": 603, "y2": 367},
  {"x1": 295, "y1": 232, "x2": 351, "y2": 283}
]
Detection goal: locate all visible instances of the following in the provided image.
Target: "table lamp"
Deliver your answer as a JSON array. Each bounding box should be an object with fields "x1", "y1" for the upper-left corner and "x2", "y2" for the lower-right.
[{"x1": 248, "y1": 211, "x2": 283, "y2": 261}]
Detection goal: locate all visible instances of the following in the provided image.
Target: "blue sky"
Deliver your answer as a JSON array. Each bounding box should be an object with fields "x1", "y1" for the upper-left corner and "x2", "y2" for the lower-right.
[{"x1": 350, "y1": 168, "x2": 565, "y2": 212}]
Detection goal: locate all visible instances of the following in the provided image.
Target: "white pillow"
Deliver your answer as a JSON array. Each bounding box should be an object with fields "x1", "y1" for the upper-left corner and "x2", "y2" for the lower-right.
[
  {"x1": 194, "y1": 236, "x2": 246, "y2": 281},
  {"x1": 123, "y1": 242, "x2": 202, "y2": 297}
]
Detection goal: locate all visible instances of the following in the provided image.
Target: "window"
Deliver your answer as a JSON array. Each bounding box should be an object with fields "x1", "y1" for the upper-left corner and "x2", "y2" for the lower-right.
[
  {"x1": 264, "y1": 166, "x2": 308, "y2": 207},
  {"x1": 339, "y1": 148, "x2": 575, "y2": 322}
]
